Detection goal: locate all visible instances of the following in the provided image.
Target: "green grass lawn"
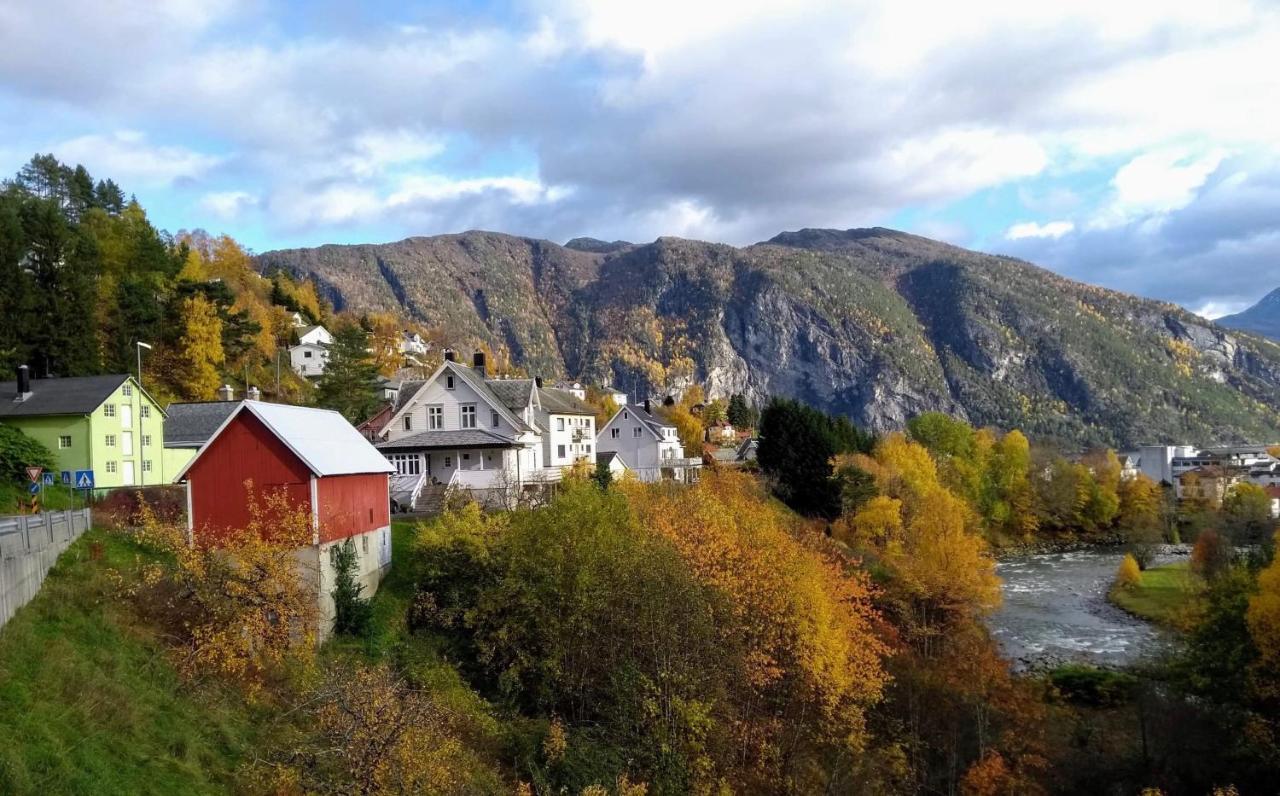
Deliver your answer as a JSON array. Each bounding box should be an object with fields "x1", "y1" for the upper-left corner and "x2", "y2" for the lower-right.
[
  {"x1": 1109, "y1": 561, "x2": 1201, "y2": 630},
  {"x1": 0, "y1": 528, "x2": 272, "y2": 795}
]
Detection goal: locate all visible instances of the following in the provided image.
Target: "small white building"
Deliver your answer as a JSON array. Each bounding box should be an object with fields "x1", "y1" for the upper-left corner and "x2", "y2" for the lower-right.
[
  {"x1": 297, "y1": 325, "x2": 333, "y2": 347},
  {"x1": 399, "y1": 331, "x2": 429, "y2": 357},
  {"x1": 553, "y1": 381, "x2": 587, "y2": 401},
  {"x1": 596, "y1": 400, "x2": 700, "y2": 483},
  {"x1": 603, "y1": 387, "x2": 629, "y2": 406},
  {"x1": 290, "y1": 342, "x2": 329, "y2": 377}
]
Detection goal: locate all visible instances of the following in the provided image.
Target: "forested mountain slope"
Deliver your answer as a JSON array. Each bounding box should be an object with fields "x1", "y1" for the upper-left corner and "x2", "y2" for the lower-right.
[
  {"x1": 258, "y1": 227, "x2": 1280, "y2": 447},
  {"x1": 1218, "y1": 287, "x2": 1280, "y2": 341}
]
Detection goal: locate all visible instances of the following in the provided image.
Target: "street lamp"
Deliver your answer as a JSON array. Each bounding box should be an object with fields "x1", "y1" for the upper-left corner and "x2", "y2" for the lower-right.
[{"x1": 136, "y1": 341, "x2": 152, "y2": 388}]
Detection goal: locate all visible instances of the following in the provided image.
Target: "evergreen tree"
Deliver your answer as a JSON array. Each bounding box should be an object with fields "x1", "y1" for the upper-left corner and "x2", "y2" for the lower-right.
[
  {"x1": 316, "y1": 326, "x2": 380, "y2": 423},
  {"x1": 20, "y1": 197, "x2": 99, "y2": 376},
  {"x1": 757, "y1": 397, "x2": 865, "y2": 518},
  {"x1": 93, "y1": 179, "x2": 125, "y2": 214},
  {"x1": 0, "y1": 192, "x2": 35, "y2": 372},
  {"x1": 726, "y1": 393, "x2": 758, "y2": 429}
]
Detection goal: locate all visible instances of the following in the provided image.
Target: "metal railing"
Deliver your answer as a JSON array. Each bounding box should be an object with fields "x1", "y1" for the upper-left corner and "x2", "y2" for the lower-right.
[{"x1": 0, "y1": 508, "x2": 92, "y2": 630}]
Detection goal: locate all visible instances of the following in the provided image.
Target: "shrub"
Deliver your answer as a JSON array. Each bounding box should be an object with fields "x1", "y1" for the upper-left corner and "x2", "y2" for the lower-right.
[
  {"x1": 332, "y1": 538, "x2": 374, "y2": 638},
  {"x1": 1191, "y1": 529, "x2": 1233, "y2": 580},
  {"x1": 1115, "y1": 553, "x2": 1143, "y2": 591},
  {"x1": 1049, "y1": 665, "x2": 1138, "y2": 706},
  {"x1": 0, "y1": 424, "x2": 54, "y2": 481}
]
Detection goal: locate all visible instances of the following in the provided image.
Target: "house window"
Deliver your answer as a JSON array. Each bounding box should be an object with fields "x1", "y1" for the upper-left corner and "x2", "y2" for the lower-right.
[
  {"x1": 304, "y1": 350, "x2": 313, "y2": 358},
  {"x1": 105, "y1": 434, "x2": 116, "y2": 447},
  {"x1": 403, "y1": 415, "x2": 412, "y2": 431},
  {"x1": 462, "y1": 453, "x2": 470, "y2": 461},
  {"x1": 557, "y1": 417, "x2": 565, "y2": 431},
  {"x1": 428, "y1": 405, "x2": 443, "y2": 429},
  {"x1": 460, "y1": 404, "x2": 477, "y2": 429},
  {"x1": 633, "y1": 427, "x2": 642, "y2": 437},
  {"x1": 491, "y1": 410, "x2": 499, "y2": 428},
  {"x1": 444, "y1": 456, "x2": 453, "y2": 468},
  {"x1": 586, "y1": 444, "x2": 592, "y2": 455},
  {"x1": 140, "y1": 405, "x2": 150, "y2": 419},
  {"x1": 142, "y1": 460, "x2": 152, "y2": 473},
  {"x1": 58, "y1": 435, "x2": 72, "y2": 449},
  {"x1": 105, "y1": 461, "x2": 117, "y2": 473},
  {"x1": 446, "y1": 375, "x2": 455, "y2": 389},
  {"x1": 390, "y1": 454, "x2": 420, "y2": 475},
  {"x1": 557, "y1": 444, "x2": 566, "y2": 458},
  {"x1": 103, "y1": 404, "x2": 116, "y2": 417},
  {"x1": 142, "y1": 434, "x2": 152, "y2": 447},
  {"x1": 122, "y1": 384, "x2": 132, "y2": 397},
  {"x1": 611, "y1": 428, "x2": 620, "y2": 439}
]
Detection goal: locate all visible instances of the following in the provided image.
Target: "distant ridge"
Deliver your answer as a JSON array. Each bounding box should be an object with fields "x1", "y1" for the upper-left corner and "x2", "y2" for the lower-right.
[{"x1": 1217, "y1": 287, "x2": 1280, "y2": 341}]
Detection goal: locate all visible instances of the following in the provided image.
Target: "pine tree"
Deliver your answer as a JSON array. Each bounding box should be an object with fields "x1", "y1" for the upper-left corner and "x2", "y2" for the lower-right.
[
  {"x1": 0, "y1": 193, "x2": 35, "y2": 372},
  {"x1": 316, "y1": 326, "x2": 380, "y2": 423}
]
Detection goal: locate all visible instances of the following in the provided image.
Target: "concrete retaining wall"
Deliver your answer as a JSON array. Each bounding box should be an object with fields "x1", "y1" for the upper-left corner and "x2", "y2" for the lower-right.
[{"x1": 0, "y1": 509, "x2": 91, "y2": 630}]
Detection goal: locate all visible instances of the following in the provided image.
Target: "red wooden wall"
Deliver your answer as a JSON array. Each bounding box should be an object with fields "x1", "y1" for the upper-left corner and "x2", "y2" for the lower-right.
[
  {"x1": 316, "y1": 473, "x2": 390, "y2": 544},
  {"x1": 187, "y1": 411, "x2": 312, "y2": 542}
]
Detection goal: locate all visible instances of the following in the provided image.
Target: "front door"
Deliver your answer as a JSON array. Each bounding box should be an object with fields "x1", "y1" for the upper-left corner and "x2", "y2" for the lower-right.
[{"x1": 121, "y1": 460, "x2": 135, "y2": 486}]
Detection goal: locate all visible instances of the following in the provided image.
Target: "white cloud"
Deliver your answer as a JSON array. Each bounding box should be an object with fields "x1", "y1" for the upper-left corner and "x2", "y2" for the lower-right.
[
  {"x1": 1109, "y1": 149, "x2": 1226, "y2": 216},
  {"x1": 387, "y1": 175, "x2": 564, "y2": 208},
  {"x1": 50, "y1": 131, "x2": 222, "y2": 187},
  {"x1": 1006, "y1": 220, "x2": 1075, "y2": 240},
  {"x1": 198, "y1": 190, "x2": 257, "y2": 221}
]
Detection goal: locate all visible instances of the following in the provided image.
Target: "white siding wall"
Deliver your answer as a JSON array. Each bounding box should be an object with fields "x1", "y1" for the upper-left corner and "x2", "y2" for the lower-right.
[
  {"x1": 542, "y1": 413, "x2": 596, "y2": 467},
  {"x1": 596, "y1": 408, "x2": 684, "y2": 470},
  {"x1": 385, "y1": 370, "x2": 523, "y2": 442},
  {"x1": 290, "y1": 343, "x2": 329, "y2": 376}
]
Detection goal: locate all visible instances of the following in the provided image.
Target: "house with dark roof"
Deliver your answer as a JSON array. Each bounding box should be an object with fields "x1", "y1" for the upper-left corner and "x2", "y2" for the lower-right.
[
  {"x1": 596, "y1": 400, "x2": 701, "y2": 483},
  {"x1": 162, "y1": 400, "x2": 241, "y2": 482},
  {"x1": 372, "y1": 351, "x2": 597, "y2": 509},
  {"x1": 0, "y1": 365, "x2": 167, "y2": 489}
]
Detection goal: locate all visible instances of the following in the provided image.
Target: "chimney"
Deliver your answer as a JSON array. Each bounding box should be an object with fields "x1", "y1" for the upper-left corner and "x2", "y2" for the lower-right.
[
  {"x1": 444, "y1": 349, "x2": 456, "y2": 362},
  {"x1": 217, "y1": 384, "x2": 235, "y2": 401},
  {"x1": 247, "y1": 386, "x2": 261, "y2": 401},
  {"x1": 473, "y1": 350, "x2": 486, "y2": 377},
  {"x1": 15, "y1": 365, "x2": 31, "y2": 401},
  {"x1": 534, "y1": 376, "x2": 544, "y2": 389},
  {"x1": 643, "y1": 398, "x2": 651, "y2": 414}
]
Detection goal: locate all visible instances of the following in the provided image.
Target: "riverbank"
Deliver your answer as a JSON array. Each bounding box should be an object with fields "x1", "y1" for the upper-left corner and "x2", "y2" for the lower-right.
[{"x1": 1108, "y1": 561, "x2": 1201, "y2": 631}]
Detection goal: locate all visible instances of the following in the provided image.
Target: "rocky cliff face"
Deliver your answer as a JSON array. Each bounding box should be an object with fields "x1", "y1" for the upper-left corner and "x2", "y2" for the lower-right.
[{"x1": 257, "y1": 228, "x2": 1280, "y2": 447}]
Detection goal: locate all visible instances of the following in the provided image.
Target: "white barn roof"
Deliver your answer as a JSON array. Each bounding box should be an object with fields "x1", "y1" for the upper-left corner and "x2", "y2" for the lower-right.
[{"x1": 173, "y1": 400, "x2": 394, "y2": 482}]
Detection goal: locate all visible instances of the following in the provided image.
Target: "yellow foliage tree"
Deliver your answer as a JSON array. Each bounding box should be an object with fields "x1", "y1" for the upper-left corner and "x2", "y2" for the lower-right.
[
  {"x1": 367, "y1": 311, "x2": 404, "y2": 376},
  {"x1": 1247, "y1": 531, "x2": 1280, "y2": 694},
  {"x1": 1115, "y1": 553, "x2": 1143, "y2": 591},
  {"x1": 663, "y1": 403, "x2": 704, "y2": 456},
  {"x1": 175, "y1": 293, "x2": 225, "y2": 400}
]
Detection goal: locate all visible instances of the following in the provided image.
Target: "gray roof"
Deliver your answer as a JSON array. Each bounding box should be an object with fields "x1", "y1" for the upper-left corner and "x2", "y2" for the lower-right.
[
  {"x1": 394, "y1": 380, "x2": 427, "y2": 411},
  {"x1": 485, "y1": 378, "x2": 535, "y2": 413},
  {"x1": 443, "y1": 364, "x2": 532, "y2": 432},
  {"x1": 0, "y1": 374, "x2": 130, "y2": 418},
  {"x1": 164, "y1": 401, "x2": 240, "y2": 447},
  {"x1": 537, "y1": 388, "x2": 594, "y2": 416},
  {"x1": 376, "y1": 428, "x2": 520, "y2": 451},
  {"x1": 627, "y1": 403, "x2": 674, "y2": 434},
  {"x1": 597, "y1": 450, "x2": 624, "y2": 467}
]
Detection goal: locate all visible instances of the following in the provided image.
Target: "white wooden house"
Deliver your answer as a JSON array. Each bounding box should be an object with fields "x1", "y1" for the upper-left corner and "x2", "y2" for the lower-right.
[
  {"x1": 596, "y1": 400, "x2": 701, "y2": 483},
  {"x1": 374, "y1": 351, "x2": 596, "y2": 509}
]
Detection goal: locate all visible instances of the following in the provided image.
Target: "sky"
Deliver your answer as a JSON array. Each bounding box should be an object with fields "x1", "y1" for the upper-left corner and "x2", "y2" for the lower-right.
[{"x1": 2, "y1": 0, "x2": 1279, "y2": 318}]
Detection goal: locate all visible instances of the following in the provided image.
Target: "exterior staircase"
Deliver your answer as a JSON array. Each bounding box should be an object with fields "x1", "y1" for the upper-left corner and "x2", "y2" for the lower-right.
[{"x1": 389, "y1": 472, "x2": 425, "y2": 513}]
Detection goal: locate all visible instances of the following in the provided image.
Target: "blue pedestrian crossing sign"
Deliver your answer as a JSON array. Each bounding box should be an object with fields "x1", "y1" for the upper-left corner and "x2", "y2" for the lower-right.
[
  {"x1": 74, "y1": 470, "x2": 94, "y2": 489},
  {"x1": 60, "y1": 471, "x2": 71, "y2": 485},
  {"x1": 42, "y1": 472, "x2": 54, "y2": 486}
]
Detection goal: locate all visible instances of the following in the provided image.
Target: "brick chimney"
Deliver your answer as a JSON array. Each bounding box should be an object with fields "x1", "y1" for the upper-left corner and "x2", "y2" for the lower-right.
[
  {"x1": 472, "y1": 350, "x2": 486, "y2": 377},
  {"x1": 643, "y1": 398, "x2": 651, "y2": 414}
]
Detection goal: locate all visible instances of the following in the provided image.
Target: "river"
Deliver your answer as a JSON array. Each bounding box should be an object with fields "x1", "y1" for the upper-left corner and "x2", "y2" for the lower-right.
[{"x1": 988, "y1": 548, "x2": 1179, "y2": 669}]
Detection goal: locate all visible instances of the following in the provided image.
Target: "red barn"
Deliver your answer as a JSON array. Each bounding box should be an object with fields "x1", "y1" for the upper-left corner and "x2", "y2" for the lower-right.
[{"x1": 173, "y1": 400, "x2": 395, "y2": 638}]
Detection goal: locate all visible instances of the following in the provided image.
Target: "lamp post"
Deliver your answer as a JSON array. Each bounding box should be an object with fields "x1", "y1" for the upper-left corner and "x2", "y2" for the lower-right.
[{"x1": 135, "y1": 341, "x2": 152, "y2": 388}]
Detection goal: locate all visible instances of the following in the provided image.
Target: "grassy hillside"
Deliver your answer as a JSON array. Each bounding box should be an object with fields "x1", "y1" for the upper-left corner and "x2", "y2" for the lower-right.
[{"x1": 0, "y1": 529, "x2": 265, "y2": 795}]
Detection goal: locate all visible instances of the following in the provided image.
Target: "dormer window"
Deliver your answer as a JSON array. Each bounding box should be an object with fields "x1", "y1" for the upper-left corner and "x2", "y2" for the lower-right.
[{"x1": 446, "y1": 375, "x2": 455, "y2": 390}]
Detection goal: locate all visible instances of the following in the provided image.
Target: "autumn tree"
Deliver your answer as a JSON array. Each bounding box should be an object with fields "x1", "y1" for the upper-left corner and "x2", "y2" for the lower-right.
[
  {"x1": 365, "y1": 311, "x2": 404, "y2": 376},
  {"x1": 1222, "y1": 483, "x2": 1275, "y2": 546},
  {"x1": 174, "y1": 293, "x2": 225, "y2": 399},
  {"x1": 1115, "y1": 553, "x2": 1143, "y2": 591},
  {"x1": 1119, "y1": 474, "x2": 1164, "y2": 568},
  {"x1": 1247, "y1": 531, "x2": 1280, "y2": 696}
]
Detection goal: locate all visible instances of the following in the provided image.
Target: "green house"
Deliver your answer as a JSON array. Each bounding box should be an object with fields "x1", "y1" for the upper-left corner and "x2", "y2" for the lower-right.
[{"x1": 0, "y1": 368, "x2": 168, "y2": 489}]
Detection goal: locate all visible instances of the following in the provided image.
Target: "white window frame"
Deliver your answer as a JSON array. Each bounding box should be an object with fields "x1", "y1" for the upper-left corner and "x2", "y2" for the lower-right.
[
  {"x1": 557, "y1": 417, "x2": 565, "y2": 431},
  {"x1": 105, "y1": 434, "x2": 116, "y2": 447},
  {"x1": 428, "y1": 405, "x2": 443, "y2": 430},
  {"x1": 611, "y1": 428, "x2": 620, "y2": 439},
  {"x1": 389, "y1": 453, "x2": 421, "y2": 475},
  {"x1": 403, "y1": 415, "x2": 412, "y2": 431},
  {"x1": 103, "y1": 404, "x2": 116, "y2": 417},
  {"x1": 142, "y1": 460, "x2": 152, "y2": 473},
  {"x1": 460, "y1": 404, "x2": 477, "y2": 429},
  {"x1": 446, "y1": 375, "x2": 455, "y2": 390},
  {"x1": 557, "y1": 444, "x2": 566, "y2": 459},
  {"x1": 140, "y1": 405, "x2": 151, "y2": 419},
  {"x1": 491, "y1": 410, "x2": 499, "y2": 428},
  {"x1": 142, "y1": 434, "x2": 152, "y2": 447},
  {"x1": 58, "y1": 435, "x2": 72, "y2": 449},
  {"x1": 122, "y1": 384, "x2": 132, "y2": 397},
  {"x1": 105, "y1": 461, "x2": 118, "y2": 473}
]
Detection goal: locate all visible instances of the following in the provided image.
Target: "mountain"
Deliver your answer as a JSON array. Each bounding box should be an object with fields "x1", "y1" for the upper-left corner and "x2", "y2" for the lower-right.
[
  {"x1": 1217, "y1": 288, "x2": 1280, "y2": 341},
  {"x1": 256, "y1": 228, "x2": 1280, "y2": 447}
]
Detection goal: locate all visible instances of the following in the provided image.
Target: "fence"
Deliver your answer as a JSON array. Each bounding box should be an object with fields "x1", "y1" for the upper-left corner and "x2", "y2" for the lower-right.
[{"x1": 0, "y1": 508, "x2": 92, "y2": 630}]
